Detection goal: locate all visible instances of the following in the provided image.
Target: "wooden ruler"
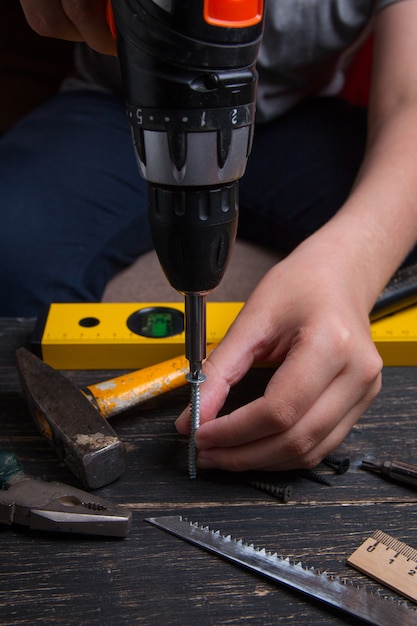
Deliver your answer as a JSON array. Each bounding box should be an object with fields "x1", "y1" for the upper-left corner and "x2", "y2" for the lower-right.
[{"x1": 348, "y1": 530, "x2": 417, "y2": 603}]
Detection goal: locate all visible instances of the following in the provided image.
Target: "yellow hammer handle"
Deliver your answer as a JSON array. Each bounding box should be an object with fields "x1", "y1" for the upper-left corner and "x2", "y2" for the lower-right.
[{"x1": 82, "y1": 344, "x2": 217, "y2": 419}]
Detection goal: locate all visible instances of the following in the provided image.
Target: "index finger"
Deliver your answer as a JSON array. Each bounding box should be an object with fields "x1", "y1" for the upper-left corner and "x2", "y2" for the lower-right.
[{"x1": 196, "y1": 321, "x2": 346, "y2": 450}]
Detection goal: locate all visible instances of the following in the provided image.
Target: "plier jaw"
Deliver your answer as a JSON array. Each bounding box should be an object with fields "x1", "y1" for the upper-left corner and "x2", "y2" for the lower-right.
[{"x1": 0, "y1": 453, "x2": 131, "y2": 538}]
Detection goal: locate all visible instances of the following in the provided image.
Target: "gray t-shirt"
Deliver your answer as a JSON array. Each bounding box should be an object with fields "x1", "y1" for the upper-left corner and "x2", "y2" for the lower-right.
[
  {"x1": 70, "y1": 0, "x2": 404, "y2": 123},
  {"x1": 256, "y1": 0, "x2": 403, "y2": 121}
]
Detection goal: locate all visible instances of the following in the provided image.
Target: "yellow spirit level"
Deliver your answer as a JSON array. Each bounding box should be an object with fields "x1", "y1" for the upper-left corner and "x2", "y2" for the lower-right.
[
  {"x1": 371, "y1": 305, "x2": 417, "y2": 366},
  {"x1": 32, "y1": 301, "x2": 417, "y2": 369},
  {"x1": 32, "y1": 302, "x2": 244, "y2": 369}
]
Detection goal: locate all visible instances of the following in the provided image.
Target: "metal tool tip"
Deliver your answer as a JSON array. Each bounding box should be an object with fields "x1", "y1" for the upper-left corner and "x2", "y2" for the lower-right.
[{"x1": 360, "y1": 459, "x2": 382, "y2": 473}]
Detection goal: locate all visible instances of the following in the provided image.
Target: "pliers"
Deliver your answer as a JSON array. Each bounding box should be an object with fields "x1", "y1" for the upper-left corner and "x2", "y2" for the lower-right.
[{"x1": 0, "y1": 451, "x2": 131, "y2": 537}]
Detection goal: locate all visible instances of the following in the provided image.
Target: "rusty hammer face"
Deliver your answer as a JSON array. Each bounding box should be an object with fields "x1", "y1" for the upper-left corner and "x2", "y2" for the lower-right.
[
  {"x1": 15, "y1": 346, "x2": 204, "y2": 489},
  {"x1": 16, "y1": 347, "x2": 127, "y2": 490}
]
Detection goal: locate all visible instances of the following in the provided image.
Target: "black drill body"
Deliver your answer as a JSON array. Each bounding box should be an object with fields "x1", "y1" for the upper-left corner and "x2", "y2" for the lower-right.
[{"x1": 110, "y1": 0, "x2": 263, "y2": 377}]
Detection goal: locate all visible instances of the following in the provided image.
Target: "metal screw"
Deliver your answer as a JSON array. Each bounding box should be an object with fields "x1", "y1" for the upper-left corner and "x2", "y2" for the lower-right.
[
  {"x1": 298, "y1": 469, "x2": 332, "y2": 486},
  {"x1": 186, "y1": 371, "x2": 206, "y2": 479},
  {"x1": 323, "y1": 455, "x2": 350, "y2": 474},
  {"x1": 247, "y1": 480, "x2": 292, "y2": 503}
]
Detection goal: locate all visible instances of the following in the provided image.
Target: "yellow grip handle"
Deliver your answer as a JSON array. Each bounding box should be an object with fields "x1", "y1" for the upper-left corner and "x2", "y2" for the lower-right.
[{"x1": 82, "y1": 344, "x2": 217, "y2": 419}]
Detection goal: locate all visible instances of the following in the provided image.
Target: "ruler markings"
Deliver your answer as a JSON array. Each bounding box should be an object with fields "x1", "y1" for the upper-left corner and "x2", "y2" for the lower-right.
[{"x1": 348, "y1": 530, "x2": 417, "y2": 603}]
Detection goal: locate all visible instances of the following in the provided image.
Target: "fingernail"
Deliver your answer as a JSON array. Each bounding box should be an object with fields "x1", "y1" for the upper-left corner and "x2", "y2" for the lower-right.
[{"x1": 197, "y1": 455, "x2": 216, "y2": 470}]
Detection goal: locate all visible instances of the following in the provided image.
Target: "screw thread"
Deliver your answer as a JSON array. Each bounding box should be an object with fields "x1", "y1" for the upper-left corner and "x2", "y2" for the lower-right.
[
  {"x1": 298, "y1": 469, "x2": 332, "y2": 486},
  {"x1": 323, "y1": 455, "x2": 350, "y2": 474},
  {"x1": 188, "y1": 382, "x2": 200, "y2": 479},
  {"x1": 186, "y1": 371, "x2": 206, "y2": 480},
  {"x1": 247, "y1": 480, "x2": 292, "y2": 503}
]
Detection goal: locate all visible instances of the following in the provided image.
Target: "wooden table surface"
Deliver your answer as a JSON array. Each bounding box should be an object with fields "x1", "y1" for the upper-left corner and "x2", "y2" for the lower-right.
[{"x1": 1, "y1": 317, "x2": 417, "y2": 625}]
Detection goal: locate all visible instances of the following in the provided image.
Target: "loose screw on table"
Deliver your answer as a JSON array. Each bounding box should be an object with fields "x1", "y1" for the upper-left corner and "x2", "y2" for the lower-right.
[
  {"x1": 298, "y1": 469, "x2": 332, "y2": 486},
  {"x1": 247, "y1": 480, "x2": 292, "y2": 503},
  {"x1": 323, "y1": 455, "x2": 350, "y2": 474}
]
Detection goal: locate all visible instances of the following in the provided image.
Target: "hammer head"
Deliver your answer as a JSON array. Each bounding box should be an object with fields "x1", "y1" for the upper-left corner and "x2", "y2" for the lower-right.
[{"x1": 15, "y1": 347, "x2": 126, "y2": 489}]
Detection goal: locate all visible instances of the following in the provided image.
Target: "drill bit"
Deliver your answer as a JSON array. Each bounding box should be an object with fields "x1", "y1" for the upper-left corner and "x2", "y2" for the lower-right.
[{"x1": 185, "y1": 293, "x2": 207, "y2": 479}]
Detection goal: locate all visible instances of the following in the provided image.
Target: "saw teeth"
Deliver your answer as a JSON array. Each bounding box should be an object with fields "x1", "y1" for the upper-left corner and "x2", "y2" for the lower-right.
[{"x1": 146, "y1": 516, "x2": 417, "y2": 623}]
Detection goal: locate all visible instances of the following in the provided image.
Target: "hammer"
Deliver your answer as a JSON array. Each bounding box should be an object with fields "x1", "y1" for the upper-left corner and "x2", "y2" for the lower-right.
[{"x1": 16, "y1": 346, "x2": 215, "y2": 490}]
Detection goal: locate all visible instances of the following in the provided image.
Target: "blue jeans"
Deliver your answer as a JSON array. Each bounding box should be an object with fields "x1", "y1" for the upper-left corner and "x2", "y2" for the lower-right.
[{"x1": 0, "y1": 89, "x2": 367, "y2": 316}]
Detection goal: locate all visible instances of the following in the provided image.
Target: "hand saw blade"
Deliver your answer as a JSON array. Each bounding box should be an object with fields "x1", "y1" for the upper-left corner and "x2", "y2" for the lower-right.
[{"x1": 146, "y1": 516, "x2": 417, "y2": 626}]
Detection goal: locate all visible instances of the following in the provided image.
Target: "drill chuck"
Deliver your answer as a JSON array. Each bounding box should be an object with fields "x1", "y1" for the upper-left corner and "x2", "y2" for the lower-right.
[{"x1": 148, "y1": 182, "x2": 238, "y2": 294}]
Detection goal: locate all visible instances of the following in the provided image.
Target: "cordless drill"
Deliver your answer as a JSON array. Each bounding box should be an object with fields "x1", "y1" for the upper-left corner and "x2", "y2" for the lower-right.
[{"x1": 108, "y1": 0, "x2": 264, "y2": 475}]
